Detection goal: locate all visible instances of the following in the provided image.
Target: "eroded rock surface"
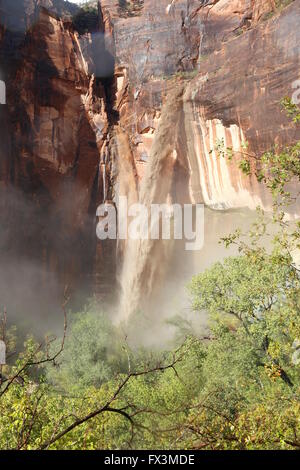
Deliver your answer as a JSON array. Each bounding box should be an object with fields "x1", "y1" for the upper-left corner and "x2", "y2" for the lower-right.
[{"x1": 0, "y1": 0, "x2": 299, "y2": 318}]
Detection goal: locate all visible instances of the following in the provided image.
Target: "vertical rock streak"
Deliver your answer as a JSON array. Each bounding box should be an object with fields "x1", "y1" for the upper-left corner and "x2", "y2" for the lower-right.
[{"x1": 118, "y1": 86, "x2": 184, "y2": 320}]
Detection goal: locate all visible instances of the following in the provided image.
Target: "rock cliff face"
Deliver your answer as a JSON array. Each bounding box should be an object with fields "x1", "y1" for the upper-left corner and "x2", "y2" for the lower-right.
[
  {"x1": 103, "y1": 0, "x2": 300, "y2": 209},
  {"x1": 0, "y1": 0, "x2": 112, "y2": 316},
  {"x1": 0, "y1": 0, "x2": 299, "y2": 319}
]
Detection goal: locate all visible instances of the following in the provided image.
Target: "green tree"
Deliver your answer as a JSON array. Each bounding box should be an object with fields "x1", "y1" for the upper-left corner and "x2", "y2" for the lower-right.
[
  {"x1": 176, "y1": 98, "x2": 300, "y2": 450},
  {"x1": 47, "y1": 301, "x2": 127, "y2": 390}
]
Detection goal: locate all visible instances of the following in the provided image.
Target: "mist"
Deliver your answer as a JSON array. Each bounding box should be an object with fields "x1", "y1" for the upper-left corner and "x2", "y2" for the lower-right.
[{"x1": 0, "y1": 183, "x2": 98, "y2": 337}]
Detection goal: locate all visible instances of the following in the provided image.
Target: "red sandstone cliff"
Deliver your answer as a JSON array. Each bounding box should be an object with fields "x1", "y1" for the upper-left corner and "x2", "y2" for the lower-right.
[
  {"x1": 102, "y1": 0, "x2": 300, "y2": 207},
  {"x1": 0, "y1": 1, "x2": 112, "y2": 304},
  {"x1": 0, "y1": 0, "x2": 299, "y2": 313}
]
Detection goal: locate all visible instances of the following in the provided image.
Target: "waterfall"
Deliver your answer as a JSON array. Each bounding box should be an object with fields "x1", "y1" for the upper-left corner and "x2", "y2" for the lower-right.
[
  {"x1": 116, "y1": 79, "x2": 271, "y2": 322},
  {"x1": 117, "y1": 85, "x2": 185, "y2": 321}
]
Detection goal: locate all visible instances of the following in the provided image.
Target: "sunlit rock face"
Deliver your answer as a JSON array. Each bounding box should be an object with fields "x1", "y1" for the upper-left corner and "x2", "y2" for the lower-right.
[
  {"x1": 1, "y1": 0, "x2": 300, "y2": 321},
  {"x1": 183, "y1": 112, "x2": 264, "y2": 210},
  {"x1": 183, "y1": 0, "x2": 300, "y2": 212},
  {"x1": 105, "y1": 0, "x2": 300, "y2": 212},
  {"x1": 105, "y1": 0, "x2": 300, "y2": 317}
]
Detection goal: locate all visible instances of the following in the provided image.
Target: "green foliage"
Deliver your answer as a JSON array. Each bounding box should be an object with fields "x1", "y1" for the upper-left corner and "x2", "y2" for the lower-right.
[
  {"x1": 162, "y1": 70, "x2": 199, "y2": 82},
  {"x1": 234, "y1": 28, "x2": 244, "y2": 37},
  {"x1": 1, "y1": 98, "x2": 300, "y2": 450},
  {"x1": 281, "y1": 96, "x2": 300, "y2": 124},
  {"x1": 1, "y1": 256, "x2": 300, "y2": 449},
  {"x1": 118, "y1": 0, "x2": 144, "y2": 18},
  {"x1": 185, "y1": 250, "x2": 300, "y2": 449},
  {"x1": 0, "y1": 334, "x2": 205, "y2": 449},
  {"x1": 47, "y1": 302, "x2": 128, "y2": 390},
  {"x1": 72, "y1": 4, "x2": 99, "y2": 35},
  {"x1": 190, "y1": 100, "x2": 300, "y2": 449}
]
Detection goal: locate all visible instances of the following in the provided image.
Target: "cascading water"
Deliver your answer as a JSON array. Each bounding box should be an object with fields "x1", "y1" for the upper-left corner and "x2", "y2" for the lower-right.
[
  {"x1": 111, "y1": 0, "x2": 273, "y2": 327},
  {"x1": 116, "y1": 77, "x2": 271, "y2": 327},
  {"x1": 117, "y1": 85, "x2": 185, "y2": 321},
  {"x1": 115, "y1": 73, "x2": 272, "y2": 325}
]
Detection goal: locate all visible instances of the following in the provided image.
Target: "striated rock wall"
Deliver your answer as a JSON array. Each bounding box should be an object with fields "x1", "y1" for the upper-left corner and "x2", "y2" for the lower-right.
[
  {"x1": 0, "y1": 0, "x2": 112, "y2": 309},
  {"x1": 104, "y1": 0, "x2": 300, "y2": 211},
  {"x1": 0, "y1": 0, "x2": 300, "y2": 319},
  {"x1": 102, "y1": 0, "x2": 300, "y2": 314},
  {"x1": 183, "y1": 0, "x2": 300, "y2": 210}
]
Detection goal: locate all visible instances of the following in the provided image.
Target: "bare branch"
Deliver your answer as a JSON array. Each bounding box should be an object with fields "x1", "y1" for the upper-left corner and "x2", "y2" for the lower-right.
[{"x1": 39, "y1": 351, "x2": 184, "y2": 450}]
